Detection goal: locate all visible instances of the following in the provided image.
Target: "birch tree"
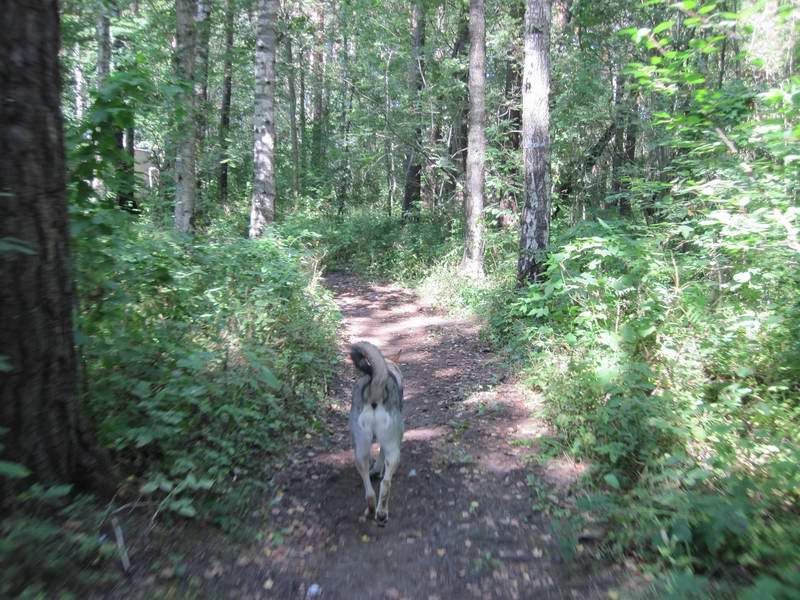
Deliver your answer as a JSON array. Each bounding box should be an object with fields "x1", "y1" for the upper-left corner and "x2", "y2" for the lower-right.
[
  {"x1": 460, "y1": 0, "x2": 486, "y2": 278},
  {"x1": 517, "y1": 0, "x2": 552, "y2": 284},
  {"x1": 249, "y1": 0, "x2": 278, "y2": 237},
  {"x1": 174, "y1": 0, "x2": 198, "y2": 232}
]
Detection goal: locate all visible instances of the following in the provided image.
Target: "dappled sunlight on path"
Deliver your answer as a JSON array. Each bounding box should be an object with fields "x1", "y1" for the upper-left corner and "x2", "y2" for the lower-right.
[{"x1": 215, "y1": 271, "x2": 628, "y2": 600}]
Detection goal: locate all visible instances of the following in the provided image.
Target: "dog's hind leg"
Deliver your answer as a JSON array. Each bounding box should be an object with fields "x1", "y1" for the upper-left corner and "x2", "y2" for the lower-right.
[
  {"x1": 370, "y1": 448, "x2": 385, "y2": 479},
  {"x1": 375, "y1": 445, "x2": 400, "y2": 526},
  {"x1": 354, "y1": 439, "x2": 376, "y2": 516}
]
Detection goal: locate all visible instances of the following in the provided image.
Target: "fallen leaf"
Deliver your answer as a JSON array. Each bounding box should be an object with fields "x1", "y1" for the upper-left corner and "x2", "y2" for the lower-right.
[
  {"x1": 263, "y1": 578, "x2": 274, "y2": 590},
  {"x1": 436, "y1": 548, "x2": 446, "y2": 557}
]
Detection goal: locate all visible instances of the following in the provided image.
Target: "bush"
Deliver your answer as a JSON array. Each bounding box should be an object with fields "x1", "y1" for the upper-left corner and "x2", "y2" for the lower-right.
[{"x1": 72, "y1": 216, "x2": 339, "y2": 522}]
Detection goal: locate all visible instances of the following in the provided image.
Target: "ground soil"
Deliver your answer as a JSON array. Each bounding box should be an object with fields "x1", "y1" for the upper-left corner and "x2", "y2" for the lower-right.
[{"x1": 102, "y1": 272, "x2": 633, "y2": 599}]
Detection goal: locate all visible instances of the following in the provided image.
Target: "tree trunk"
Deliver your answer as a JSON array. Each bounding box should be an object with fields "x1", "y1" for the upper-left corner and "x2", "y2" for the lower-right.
[
  {"x1": 556, "y1": 122, "x2": 614, "y2": 201},
  {"x1": 299, "y1": 45, "x2": 307, "y2": 177},
  {"x1": 218, "y1": 0, "x2": 234, "y2": 206},
  {"x1": 249, "y1": 0, "x2": 277, "y2": 237},
  {"x1": 174, "y1": 0, "x2": 198, "y2": 232},
  {"x1": 336, "y1": 28, "x2": 355, "y2": 214},
  {"x1": 286, "y1": 34, "x2": 300, "y2": 198},
  {"x1": 194, "y1": 0, "x2": 212, "y2": 152},
  {"x1": 310, "y1": 6, "x2": 325, "y2": 172},
  {"x1": 402, "y1": 1, "x2": 425, "y2": 215},
  {"x1": 0, "y1": 0, "x2": 113, "y2": 496},
  {"x1": 422, "y1": 122, "x2": 441, "y2": 210},
  {"x1": 461, "y1": 0, "x2": 486, "y2": 278},
  {"x1": 96, "y1": 6, "x2": 111, "y2": 85},
  {"x1": 443, "y1": 14, "x2": 469, "y2": 205},
  {"x1": 517, "y1": 0, "x2": 552, "y2": 285},
  {"x1": 621, "y1": 93, "x2": 638, "y2": 218},
  {"x1": 117, "y1": 128, "x2": 137, "y2": 211},
  {"x1": 73, "y1": 43, "x2": 87, "y2": 120},
  {"x1": 496, "y1": 40, "x2": 523, "y2": 229},
  {"x1": 384, "y1": 52, "x2": 395, "y2": 214},
  {"x1": 611, "y1": 68, "x2": 625, "y2": 194}
]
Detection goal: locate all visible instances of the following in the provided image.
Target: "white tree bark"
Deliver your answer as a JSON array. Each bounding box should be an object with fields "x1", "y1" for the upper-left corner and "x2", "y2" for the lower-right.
[
  {"x1": 461, "y1": 0, "x2": 486, "y2": 278},
  {"x1": 249, "y1": 0, "x2": 278, "y2": 237},
  {"x1": 174, "y1": 0, "x2": 198, "y2": 232},
  {"x1": 517, "y1": 0, "x2": 552, "y2": 284}
]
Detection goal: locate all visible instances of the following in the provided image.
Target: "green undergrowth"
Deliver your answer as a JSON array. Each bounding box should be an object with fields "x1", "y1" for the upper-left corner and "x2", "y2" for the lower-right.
[
  {"x1": 2, "y1": 215, "x2": 340, "y2": 596},
  {"x1": 290, "y1": 195, "x2": 800, "y2": 596},
  {"x1": 282, "y1": 70, "x2": 800, "y2": 600},
  {"x1": 75, "y1": 215, "x2": 340, "y2": 523},
  {"x1": 278, "y1": 208, "x2": 460, "y2": 283}
]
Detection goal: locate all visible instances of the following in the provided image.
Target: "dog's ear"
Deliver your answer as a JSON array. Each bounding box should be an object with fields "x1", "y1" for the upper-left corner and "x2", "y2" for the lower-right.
[{"x1": 388, "y1": 350, "x2": 402, "y2": 364}]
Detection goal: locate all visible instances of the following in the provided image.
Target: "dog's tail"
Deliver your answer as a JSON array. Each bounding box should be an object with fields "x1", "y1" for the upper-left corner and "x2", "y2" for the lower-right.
[{"x1": 350, "y1": 341, "x2": 388, "y2": 401}]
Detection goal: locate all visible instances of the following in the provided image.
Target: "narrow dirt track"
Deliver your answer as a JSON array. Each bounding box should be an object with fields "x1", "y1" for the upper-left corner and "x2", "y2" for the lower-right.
[
  {"x1": 235, "y1": 272, "x2": 625, "y2": 600},
  {"x1": 112, "y1": 272, "x2": 629, "y2": 599}
]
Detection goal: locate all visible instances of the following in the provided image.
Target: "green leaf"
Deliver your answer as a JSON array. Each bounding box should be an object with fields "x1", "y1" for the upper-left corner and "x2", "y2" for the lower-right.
[
  {"x1": 604, "y1": 473, "x2": 621, "y2": 489},
  {"x1": 0, "y1": 460, "x2": 31, "y2": 479},
  {"x1": 653, "y1": 20, "x2": 674, "y2": 35},
  {"x1": 140, "y1": 481, "x2": 159, "y2": 494}
]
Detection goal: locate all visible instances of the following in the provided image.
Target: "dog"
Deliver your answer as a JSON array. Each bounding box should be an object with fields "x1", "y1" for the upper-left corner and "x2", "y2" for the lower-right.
[{"x1": 349, "y1": 341, "x2": 404, "y2": 526}]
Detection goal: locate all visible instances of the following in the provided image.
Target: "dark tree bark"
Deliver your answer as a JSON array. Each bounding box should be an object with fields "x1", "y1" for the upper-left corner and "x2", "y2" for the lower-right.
[
  {"x1": 517, "y1": 0, "x2": 552, "y2": 285},
  {"x1": 0, "y1": 0, "x2": 113, "y2": 496},
  {"x1": 461, "y1": 0, "x2": 486, "y2": 278},
  {"x1": 422, "y1": 121, "x2": 441, "y2": 209},
  {"x1": 96, "y1": 5, "x2": 111, "y2": 85},
  {"x1": 249, "y1": 0, "x2": 278, "y2": 236},
  {"x1": 310, "y1": 5, "x2": 325, "y2": 172},
  {"x1": 495, "y1": 3, "x2": 524, "y2": 229},
  {"x1": 621, "y1": 93, "x2": 638, "y2": 217},
  {"x1": 384, "y1": 52, "x2": 396, "y2": 213},
  {"x1": 286, "y1": 33, "x2": 300, "y2": 198},
  {"x1": 611, "y1": 69, "x2": 625, "y2": 194},
  {"x1": 299, "y1": 45, "x2": 307, "y2": 177},
  {"x1": 556, "y1": 122, "x2": 615, "y2": 201},
  {"x1": 402, "y1": 1, "x2": 425, "y2": 215},
  {"x1": 443, "y1": 14, "x2": 469, "y2": 204},
  {"x1": 218, "y1": 0, "x2": 234, "y2": 206},
  {"x1": 336, "y1": 27, "x2": 355, "y2": 214}
]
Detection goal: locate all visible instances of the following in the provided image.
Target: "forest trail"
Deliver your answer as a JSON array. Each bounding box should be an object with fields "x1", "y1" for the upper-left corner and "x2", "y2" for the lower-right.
[
  {"x1": 113, "y1": 273, "x2": 630, "y2": 600},
  {"x1": 224, "y1": 272, "x2": 627, "y2": 600}
]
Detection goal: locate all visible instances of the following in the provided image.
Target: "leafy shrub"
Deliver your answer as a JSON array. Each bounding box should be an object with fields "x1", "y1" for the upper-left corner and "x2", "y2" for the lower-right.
[
  {"x1": 72, "y1": 220, "x2": 339, "y2": 520},
  {"x1": 279, "y1": 208, "x2": 458, "y2": 283}
]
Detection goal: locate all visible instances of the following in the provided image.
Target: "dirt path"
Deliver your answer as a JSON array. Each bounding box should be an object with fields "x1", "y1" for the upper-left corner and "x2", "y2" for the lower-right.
[
  {"x1": 113, "y1": 273, "x2": 627, "y2": 599},
  {"x1": 228, "y1": 272, "x2": 625, "y2": 600}
]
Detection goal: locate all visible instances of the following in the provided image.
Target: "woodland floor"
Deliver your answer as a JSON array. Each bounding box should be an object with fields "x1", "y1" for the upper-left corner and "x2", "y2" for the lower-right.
[{"x1": 102, "y1": 272, "x2": 636, "y2": 600}]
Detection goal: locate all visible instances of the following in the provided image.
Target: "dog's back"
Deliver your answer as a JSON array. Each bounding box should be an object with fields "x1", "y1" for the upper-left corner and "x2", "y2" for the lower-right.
[{"x1": 349, "y1": 342, "x2": 403, "y2": 413}]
